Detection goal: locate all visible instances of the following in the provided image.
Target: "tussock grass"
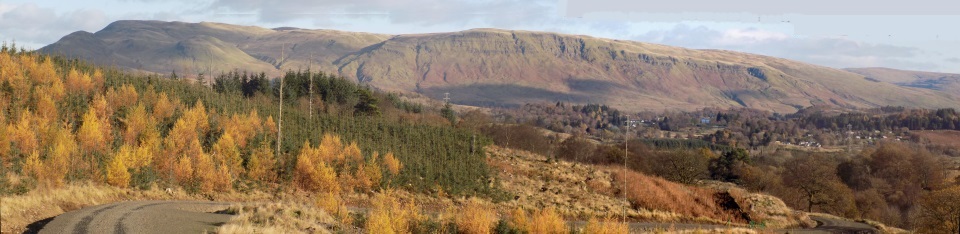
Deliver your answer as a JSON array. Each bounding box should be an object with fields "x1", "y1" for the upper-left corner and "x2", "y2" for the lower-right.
[
  {"x1": 217, "y1": 201, "x2": 337, "y2": 234},
  {"x1": 583, "y1": 216, "x2": 629, "y2": 234}
]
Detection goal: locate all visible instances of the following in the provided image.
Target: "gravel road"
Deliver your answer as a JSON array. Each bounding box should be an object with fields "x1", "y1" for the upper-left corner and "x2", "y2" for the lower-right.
[
  {"x1": 31, "y1": 200, "x2": 879, "y2": 234},
  {"x1": 36, "y1": 200, "x2": 233, "y2": 234}
]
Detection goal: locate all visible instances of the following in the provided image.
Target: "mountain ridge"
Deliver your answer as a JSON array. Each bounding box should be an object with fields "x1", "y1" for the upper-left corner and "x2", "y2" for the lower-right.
[
  {"x1": 40, "y1": 20, "x2": 960, "y2": 112},
  {"x1": 844, "y1": 67, "x2": 960, "y2": 97}
]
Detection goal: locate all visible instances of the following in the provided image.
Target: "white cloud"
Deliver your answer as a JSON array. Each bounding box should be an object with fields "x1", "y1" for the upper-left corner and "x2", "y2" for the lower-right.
[
  {"x1": 715, "y1": 28, "x2": 788, "y2": 46},
  {"x1": 0, "y1": 3, "x2": 108, "y2": 49},
  {"x1": 206, "y1": 0, "x2": 557, "y2": 28},
  {"x1": 633, "y1": 24, "x2": 939, "y2": 71}
]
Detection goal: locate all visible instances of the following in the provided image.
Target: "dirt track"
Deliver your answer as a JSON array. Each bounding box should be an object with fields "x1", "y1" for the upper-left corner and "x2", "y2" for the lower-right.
[
  {"x1": 777, "y1": 216, "x2": 878, "y2": 234},
  {"x1": 31, "y1": 200, "x2": 879, "y2": 234},
  {"x1": 34, "y1": 200, "x2": 233, "y2": 234}
]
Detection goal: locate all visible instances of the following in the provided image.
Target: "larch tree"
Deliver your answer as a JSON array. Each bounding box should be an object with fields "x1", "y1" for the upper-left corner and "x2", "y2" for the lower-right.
[
  {"x1": 106, "y1": 150, "x2": 131, "y2": 188},
  {"x1": 151, "y1": 92, "x2": 176, "y2": 121},
  {"x1": 77, "y1": 107, "x2": 109, "y2": 155},
  {"x1": 382, "y1": 152, "x2": 402, "y2": 176},
  {"x1": 212, "y1": 133, "x2": 243, "y2": 176},
  {"x1": 46, "y1": 124, "x2": 78, "y2": 186},
  {"x1": 123, "y1": 104, "x2": 152, "y2": 145},
  {"x1": 9, "y1": 112, "x2": 39, "y2": 156},
  {"x1": 65, "y1": 69, "x2": 94, "y2": 96},
  {"x1": 294, "y1": 141, "x2": 340, "y2": 194},
  {"x1": 246, "y1": 143, "x2": 276, "y2": 183}
]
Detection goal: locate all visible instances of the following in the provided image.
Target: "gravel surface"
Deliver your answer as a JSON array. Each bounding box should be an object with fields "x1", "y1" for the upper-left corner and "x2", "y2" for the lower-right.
[{"x1": 37, "y1": 200, "x2": 234, "y2": 234}]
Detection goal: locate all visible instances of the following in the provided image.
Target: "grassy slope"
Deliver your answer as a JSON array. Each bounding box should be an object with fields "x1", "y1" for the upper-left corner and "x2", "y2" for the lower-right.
[
  {"x1": 845, "y1": 67, "x2": 960, "y2": 97},
  {"x1": 339, "y1": 29, "x2": 959, "y2": 112},
  {"x1": 41, "y1": 21, "x2": 960, "y2": 113}
]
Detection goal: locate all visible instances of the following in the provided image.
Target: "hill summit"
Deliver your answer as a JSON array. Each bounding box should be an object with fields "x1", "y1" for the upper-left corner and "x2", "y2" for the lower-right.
[{"x1": 41, "y1": 20, "x2": 959, "y2": 112}]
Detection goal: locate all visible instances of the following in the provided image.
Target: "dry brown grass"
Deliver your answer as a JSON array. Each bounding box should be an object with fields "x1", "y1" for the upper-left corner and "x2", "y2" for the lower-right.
[
  {"x1": 611, "y1": 167, "x2": 744, "y2": 223},
  {"x1": 583, "y1": 216, "x2": 629, "y2": 234},
  {"x1": 217, "y1": 201, "x2": 337, "y2": 234},
  {"x1": 455, "y1": 198, "x2": 498, "y2": 234}
]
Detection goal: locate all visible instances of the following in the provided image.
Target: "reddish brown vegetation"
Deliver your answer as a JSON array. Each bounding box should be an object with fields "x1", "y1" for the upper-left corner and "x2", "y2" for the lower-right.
[{"x1": 612, "y1": 167, "x2": 745, "y2": 222}]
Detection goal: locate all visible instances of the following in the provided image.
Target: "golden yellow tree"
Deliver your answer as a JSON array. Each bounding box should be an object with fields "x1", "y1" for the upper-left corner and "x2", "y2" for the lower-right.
[
  {"x1": 91, "y1": 69, "x2": 105, "y2": 93},
  {"x1": 352, "y1": 152, "x2": 383, "y2": 192},
  {"x1": 33, "y1": 88, "x2": 58, "y2": 120},
  {"x1": 221, "y1": 110, "x2": 262, "y2": 149},
  {"x1": 9, "y1": 112, "x2": 39, "y2": 156},
  {"x1": 22, "y1": 151, "x2": 45, "y2": 182},
  {"x1": 117, "y1": 84, "x2": 139, "y2": 108},
  {"x1": 49, "y1": 76, "x2": 66, "y2": 101},
  {"x1": 173, "y1": 155, "x2": 194, "y2": 186},
  {"x1": 212, "y1": 134, "x2": 243, "y2": 176},
  {"x1": 294, "y1": 141, "x2": 340, "y2": 194},
  {"x1": 246, "y1": 144, "x2": 276, "y2": 183},
  {"x1": 65, "y1": 69, "x2": 94, "y2": 96},
  {"x1": 106, "y1": 151, "x2": 131, "y2": 188},
  {"x1": 151, "y1": 92, "x2": 176, "y2": 121},
  {"x1": 77, "y1": 107, "x2": 109, "y2": 155},
  {"x1": 46, "y1": 124, "x2": 77, "y2": 186},
  {"x1": 342, "y1": 142, "x2": 362, "y2": 165},
  {"x1": 90, "y1": 94, "x2": 113, "y2": 121},
  {"x1": 212, "y1": 163, "x2": 233, "y2": 192},
  {"x1": 114, "y1": 144, "x2": 151, "y2": 170},
  {"x1": 159, "y1": 103, "x2": 207, "y2": 176},
  {"x1": 123, "y1": 104, "x2": 153, "y2": 145},
  {"x1": 382, "y1": 152, "x2": 402, "y2": 176},
  {"x1": 0, "y1": 114, "x2": 9, "y2": 160},
  {"x1": 27, "y1": 57, "x2": 57, "y2": 85},
  {"x1": 263, "y1": 116, "x2": 277, "y2": 137}
]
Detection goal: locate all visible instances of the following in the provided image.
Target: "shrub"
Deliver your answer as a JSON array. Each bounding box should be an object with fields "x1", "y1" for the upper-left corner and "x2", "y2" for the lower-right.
[
  {"x1": 583, "y1": 217, "x2": 628, "y2": 234},
  {"x1": 455, "y1": 198, "x2": 498, "y2": 234},
  {"x1": 508, "y1": 207, "x2": 531, "y2": 232},
  {"x1": 613, "y1": 167, "x2": 742, "y2": 222},
  {"x1": 365, "y1": 191, "x2": 419, "y2": 234},
  {"x1": 529, "y1": 207, "x2": 567, "y2": 234},
  {"x1": 315, "y1": 192, "x2": 347, "y2": 220}
]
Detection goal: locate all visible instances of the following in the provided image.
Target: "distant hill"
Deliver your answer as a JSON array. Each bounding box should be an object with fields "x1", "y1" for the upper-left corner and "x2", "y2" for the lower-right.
[
  {"x1": 844, "y1": 67, "x2": 960, "y2": 97},
  {"x1": 41, "y1": 20, "x2": 960, "y2": 112}
]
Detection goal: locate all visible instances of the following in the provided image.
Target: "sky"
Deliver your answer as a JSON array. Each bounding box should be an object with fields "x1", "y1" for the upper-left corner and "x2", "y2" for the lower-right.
[{"x1": 2, "y1": 0, "x2": 959, "y2": 73}]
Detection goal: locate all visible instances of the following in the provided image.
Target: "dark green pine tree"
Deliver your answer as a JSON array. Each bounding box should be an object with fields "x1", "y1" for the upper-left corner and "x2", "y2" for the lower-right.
[
  {"x1": 441, "y1": 102, "x2": 457, "y2": 125},
  {"x1": 353, "y1": 88, "x2": 380, "y2": 117}
]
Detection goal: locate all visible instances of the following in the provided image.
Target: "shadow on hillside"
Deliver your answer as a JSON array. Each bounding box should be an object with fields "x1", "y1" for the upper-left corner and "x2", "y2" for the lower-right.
[{"x1": 423, "y1": 83, "x2": 605, "y2": 107}]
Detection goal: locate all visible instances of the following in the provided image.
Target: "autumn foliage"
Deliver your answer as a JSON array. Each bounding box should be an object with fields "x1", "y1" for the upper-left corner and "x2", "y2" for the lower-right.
[{"x1": 455, "y1": 199, "x2": 498, "y2": 234}]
